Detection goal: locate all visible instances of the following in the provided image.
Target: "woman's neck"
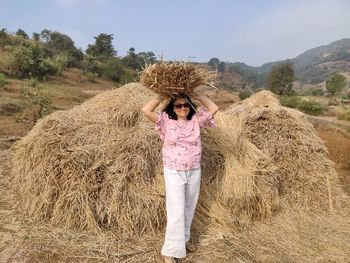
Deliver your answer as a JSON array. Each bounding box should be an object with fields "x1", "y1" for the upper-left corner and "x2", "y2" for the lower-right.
[{"x1": 177, "y1": 116, "x2": 188, "y2": 121}]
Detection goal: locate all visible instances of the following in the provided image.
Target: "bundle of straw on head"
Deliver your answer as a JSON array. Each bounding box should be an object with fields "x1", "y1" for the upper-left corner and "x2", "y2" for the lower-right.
[{"x1": 140, "y1": 61, "x2": 216, "y2": 97}]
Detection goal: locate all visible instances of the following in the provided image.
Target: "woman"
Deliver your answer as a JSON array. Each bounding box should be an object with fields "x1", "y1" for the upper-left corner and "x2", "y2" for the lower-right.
[{"x1": 141, "y1": 92, "x2": 219, "y2": 263}]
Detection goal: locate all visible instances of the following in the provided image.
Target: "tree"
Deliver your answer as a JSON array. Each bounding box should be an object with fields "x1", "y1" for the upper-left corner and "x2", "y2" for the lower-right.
[
  {"x1": 326, "y1": 73, "x2": 346, "y2": 96},
  {"x1": 137, "y1": 51, "x2": 157, "y2": 66},
  {"x1": 122, "y1": 47, "x2": 143, "y2": 70},
  {"x1": 38, "y1": 29, "x2": 83, "y2": 67},
  {"x1": 0, "y1": 28, "x2": 10, "y2": 47},
  {"x1": 267, "y1": 63, "x2": 295, "y2": 95},
  {"x1": 208, "y1": 57, "x2": 220, "y2": 67},
  {"x1": 86, "y1": 33, "x2": 116, "y2": 57},
  {"x1": 40, "y1": 29, "x2": 52, "y2": 43},
  {"x1": 32, "y1": 32, "x2": 40, "y2": 41},
  {"x1": 217, "y1": 62, "x2": 226, "y2": 73},
  {"x1": 15, "y1": 29, "x2": 29, "y2": 39},
  {"x1": 47, "y1": 31, "x2": 76, "y2": 53}
]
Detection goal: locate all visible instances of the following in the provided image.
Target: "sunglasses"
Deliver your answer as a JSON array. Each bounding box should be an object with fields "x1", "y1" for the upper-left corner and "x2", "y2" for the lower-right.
[{"x1": 174, "y1": 103, "x2": 190, "y2": 109}]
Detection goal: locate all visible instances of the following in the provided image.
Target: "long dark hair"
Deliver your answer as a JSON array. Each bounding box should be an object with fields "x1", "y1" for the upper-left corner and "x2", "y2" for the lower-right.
[{"x1": 163, "y1": 94, "x2": 196, "y2": 120}]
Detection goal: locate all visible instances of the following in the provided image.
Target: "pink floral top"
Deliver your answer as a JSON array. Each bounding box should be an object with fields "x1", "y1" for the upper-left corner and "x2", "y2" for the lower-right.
[{"x1": 155, "y1": 107, "x2": 215, "y2": 170}]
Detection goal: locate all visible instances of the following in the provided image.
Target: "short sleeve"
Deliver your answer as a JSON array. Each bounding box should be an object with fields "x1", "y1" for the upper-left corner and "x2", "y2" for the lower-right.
[
  {"x1": 196, "y1": 107, "x2": 215, "y2": 128},
  {"x1": 155, "y1": 112, "x2": 169, "y2": 140}
]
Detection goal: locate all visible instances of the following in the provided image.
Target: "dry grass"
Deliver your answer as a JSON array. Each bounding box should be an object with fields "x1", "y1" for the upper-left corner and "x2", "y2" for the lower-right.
[
  {"x1": 316, "y1": 125, "x2": 350, "y2": 195},
  {"x1": 0, "y1": 48, "x2": 10, "y2": 73},
  {"x1": 226, "y1": 90, "x2": 347, "y2": 212},
  {"x1": 140, "y1": 61, "x2": 216, "y2": 97},
  {"x1": 7, "y1": 85, "x2": 350, "y2": 262},
  {"x1": 0, "y1": 116, "x2": 30, "y2": 137}
]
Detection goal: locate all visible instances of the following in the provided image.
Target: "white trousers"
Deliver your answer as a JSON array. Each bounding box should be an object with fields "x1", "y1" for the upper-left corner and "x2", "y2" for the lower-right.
[{"x1": 161, "y1": 167, "x2": 201, "y2": 258}]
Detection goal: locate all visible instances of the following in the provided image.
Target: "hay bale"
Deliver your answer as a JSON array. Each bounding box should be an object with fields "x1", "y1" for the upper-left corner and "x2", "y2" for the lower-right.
[
  {"x1": 226, "y1": 90, "x2": 347, "y2": 211},
  {"x1": 11, "y1": 83, "x2": 164, "y2": 233},
  {"x1": 140, "y1": 61, "x2": 215, "y2": 97},
  {"x1": 11, "y1": 83, "x2": 279, "y2": 234}
]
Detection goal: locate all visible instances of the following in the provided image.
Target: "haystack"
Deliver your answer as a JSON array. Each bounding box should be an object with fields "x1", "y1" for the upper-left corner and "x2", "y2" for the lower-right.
[
  {"x1": 9, "y1": 85, "x2": 350, "y2": 262},
  {"x1": 11, "y1": 83, "x2": 279, "y2": 235},
  {"x1": 140, "y1": 61, "x2": 215, "y2": 97},
  {"x1": 226, "y1": 90, "x2": 347, "y2": 211}
]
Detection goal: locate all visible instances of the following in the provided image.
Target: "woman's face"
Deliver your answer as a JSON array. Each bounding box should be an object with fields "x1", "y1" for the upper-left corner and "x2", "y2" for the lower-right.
[{"x1": 173, "y1": 97, "x2": 190, "y2": 119}]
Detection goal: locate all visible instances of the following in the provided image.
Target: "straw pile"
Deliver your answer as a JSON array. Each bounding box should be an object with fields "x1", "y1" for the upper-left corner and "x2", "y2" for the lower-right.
[
  {"x1": 9, "y1": 84, "x2": 350, "y2": 262},
  {"x1": 139, "y1": 61, "x2": 215, "y2": 97},
  {"x1": 226, "y1": 90, "x2": 347, "y2": 211},
  {"x1": 11, "y1": 83, "x2": 280, "y2": 234}
]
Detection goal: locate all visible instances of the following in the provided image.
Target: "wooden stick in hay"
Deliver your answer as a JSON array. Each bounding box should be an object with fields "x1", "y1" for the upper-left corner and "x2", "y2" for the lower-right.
[{"x1": 140, "y1": 61, "x2": 217, "y2": 98}]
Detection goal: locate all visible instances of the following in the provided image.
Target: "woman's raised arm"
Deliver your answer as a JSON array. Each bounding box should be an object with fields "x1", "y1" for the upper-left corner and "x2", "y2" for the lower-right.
[
  {"x1": 141, "y1": 97, "x2": 162, "y2": 123},
  {"x1": 191, "y1": 92, "x2": 219, "y2": 116}
]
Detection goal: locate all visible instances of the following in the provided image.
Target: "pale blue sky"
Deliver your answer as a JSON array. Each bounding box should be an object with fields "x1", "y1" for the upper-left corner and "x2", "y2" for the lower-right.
[{"x1": 1, "y1": 0, "x2": 350, "y2": 66}]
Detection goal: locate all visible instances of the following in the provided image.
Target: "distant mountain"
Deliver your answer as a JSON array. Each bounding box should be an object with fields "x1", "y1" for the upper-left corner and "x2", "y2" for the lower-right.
[{"x1": 228, "y1": 38, "x2": 350, "y2": 85}]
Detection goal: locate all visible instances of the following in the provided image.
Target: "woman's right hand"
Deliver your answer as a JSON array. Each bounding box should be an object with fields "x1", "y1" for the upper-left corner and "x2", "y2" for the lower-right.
[{"x1": 141, "y1": 96, "x2": 163, "y2": 123}]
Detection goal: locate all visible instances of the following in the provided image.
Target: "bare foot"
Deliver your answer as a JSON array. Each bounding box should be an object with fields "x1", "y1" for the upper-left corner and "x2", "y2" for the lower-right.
[
  {"x1": 163, "y1": 255, "x2": 176, "y2": 263},
  {"x1": 186, "y1": 240, "x2": 197, "y2": 253}
]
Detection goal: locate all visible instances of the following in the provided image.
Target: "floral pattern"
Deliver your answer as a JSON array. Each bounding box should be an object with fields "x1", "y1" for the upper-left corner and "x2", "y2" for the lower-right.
[{"x1": 155, "y1": 107, "x2": 215, "y2": 170}]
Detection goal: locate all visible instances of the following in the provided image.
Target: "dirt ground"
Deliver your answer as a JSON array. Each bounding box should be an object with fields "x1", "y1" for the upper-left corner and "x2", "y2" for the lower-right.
[{"x1": 0, "y1": 88, "x2": 350, "y2": 262}]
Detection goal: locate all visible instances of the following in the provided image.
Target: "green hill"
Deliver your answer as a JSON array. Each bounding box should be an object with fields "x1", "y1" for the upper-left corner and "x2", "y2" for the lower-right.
[{"x1": 227, "y1": 38, "x2": 350, "y2": 86}]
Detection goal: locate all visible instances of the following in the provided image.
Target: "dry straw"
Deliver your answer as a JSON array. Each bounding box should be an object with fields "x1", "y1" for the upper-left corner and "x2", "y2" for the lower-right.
[
  {"x1": 11, "y1": 83, "x2": 279, "y2": 234},
  {"x1": 139, "y1": 61, "x2": 216, "y2": 97},
  {"x1": 226, "y1": 90, "x2": 348, "y2": 212},
  {"x1": 9, "y1": 84, "x2": 350, "y2": 262}
]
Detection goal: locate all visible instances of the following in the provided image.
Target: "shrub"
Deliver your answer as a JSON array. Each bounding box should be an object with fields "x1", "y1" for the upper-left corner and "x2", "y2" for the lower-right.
[
  {"x1": 280, "y1": 96, "x2": 325, "y2": 115},
  {"x1": 338, "y1": 111, "x2": 350, "y2": 121},
  {"x1": 336, "y1": 92, "x2": 350, "y2": 99},
  {"x1": 119, "y1": 68, "x2": 136, "y2": 84},
  {"x1": 15, "y1": 79, "x2": 52, "y2": 124},
  {"x1": 239, "y1": 90, "x2": 252, "y2": 100},
  {"x1": 83, "y1": 71, "x2": 98, "y2": 83},
  {"x1": 0, "y1": 73, "x2": 9, "y2": 89},
  {"x1": 82, "y1": 55, "x2": 98, "y2": 73},
  {"x1": 97, "y1": 57, "x2": 124, "y2": 81},
  {"x1": 297, "y1": 99, "x2": 325, "y2": 115},
  {"x1": 7, "y1": 42, "x2": 58, "y2": 79},
  {"x1": 280, "y1": 96, "x2": 302, "y2": 108},
  {"x1": 310, "y1": 88, "x2": 324, "y2": 96},
  {"x1": 52, "y1": 53, "x2": 69, "y2": 75}
]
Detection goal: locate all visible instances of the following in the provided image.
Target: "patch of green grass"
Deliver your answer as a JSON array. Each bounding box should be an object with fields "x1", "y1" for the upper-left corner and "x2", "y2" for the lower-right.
[
  {"x1": 45, "y1": 83, "x2": 84, "y2": 98},
  {"x1": 238, "y1": 90, "x2": 252, "y2": 100},
  {"x1": 338, "y1": 111, "x2": 350, "y2": 121},
  {"x1": 280, "y1": 96, "x2": 326, "y2": 116}
]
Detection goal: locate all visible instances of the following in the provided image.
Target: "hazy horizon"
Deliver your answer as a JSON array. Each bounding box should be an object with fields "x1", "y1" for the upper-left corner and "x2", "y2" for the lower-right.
[{"x1": 2, "y1": 0, "x2": 350, "y2": 66}]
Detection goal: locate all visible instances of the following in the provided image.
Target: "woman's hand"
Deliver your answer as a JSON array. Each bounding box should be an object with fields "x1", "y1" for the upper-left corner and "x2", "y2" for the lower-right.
[
  {"x1": 141, "y1": 96, "x2": 163, "y2": 123},
  {"x1": 191, "y1": 91, "x2": 219, "y2": 116}
]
